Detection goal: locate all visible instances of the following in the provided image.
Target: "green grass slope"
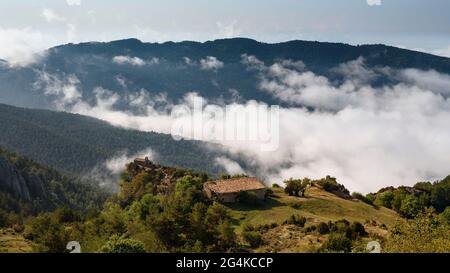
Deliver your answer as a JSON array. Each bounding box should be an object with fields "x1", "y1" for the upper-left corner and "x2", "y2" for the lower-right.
[
  {"x1": 229, "y1": 186, "x2": 400, "y2": 229},
  {"x1": 226, "y1": 186, "x2": 401, "y2": 252}
]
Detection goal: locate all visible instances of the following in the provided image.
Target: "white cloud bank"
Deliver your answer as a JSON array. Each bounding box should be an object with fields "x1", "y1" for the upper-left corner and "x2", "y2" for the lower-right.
[
  {"x1": 85, "y1": 148, "x2": 155, "y2": 191},
  {"x1": 113, "y1": 55, "x2": 146, "y2": 66},
  {"x1": 215, "y1": 157, "x2": 246, "y2": 175},
  {"x1": 0, "y1": 27, "x2": 53, "y2": 67},
  {"x1": 416, "y1": 45, "x2": 450, "y2": 59},
  {"x1": 200, "y1": 56, "x2": 224, "y2": 71},
  {"x1": 34, "y1": 57, "x2": 450, "y2": 193},
  {"x1": 432, "y1": 45, "x2": 450, "y2": 58},
  {"x1": 112, "y1": 55, "x2": 159, "y2": 66}
]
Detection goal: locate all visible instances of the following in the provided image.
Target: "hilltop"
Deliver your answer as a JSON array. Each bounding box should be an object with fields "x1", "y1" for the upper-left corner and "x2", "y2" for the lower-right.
[{"x1": 227, "y1": 185, "x2": 400, "y2": 253}]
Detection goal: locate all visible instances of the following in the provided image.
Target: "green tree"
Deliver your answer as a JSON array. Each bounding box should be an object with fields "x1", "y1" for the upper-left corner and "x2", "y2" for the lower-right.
[
  {"x1": 189, "y1": 203, "x2": 209, "y2": 243},
  {"x1": 216, "y1": 220, "x2": 237, "y2": 251},
  {"x1": 284, "y1": 178, "x2": 309, "y2": 197},
  {"x1": 440, "y1": 206, "x2": 450, "y2": 224},
  {"x1": 385, "y1": 209, "x2": 450, "y2": 253},
  {"x1": 375, "y1": 191, "x2": 394, "y2": 209},
  {"x1": 400, "y1": 195, "x2": 422, "y2": 219},
  {"x1": 321, "y1": 233, "x2": 352, "y2": 253},
  {"x1": 430, "y1": 180, "x2": 450, "y2": 212},
  {"x1": 352, "y1": 192, "x2": 374, "y2": 206},
  {"x1": 100, "y1": 235, "x2": 146, "y2": 253},
  {"x1": 392, "y1": 190, "x2": 407, "y2": 212},
  {"x1": 23, "y1": 213, "x2": 70, "y2": 253}
]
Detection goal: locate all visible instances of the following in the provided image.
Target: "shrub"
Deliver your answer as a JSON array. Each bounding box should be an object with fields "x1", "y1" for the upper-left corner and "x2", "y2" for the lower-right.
[
  {"x1": 350, "y1": 222, "x2": 367, "y2": 238},
  {"x1": 242, "y1": 231, "x2": 263, "y2": 248},
  {"x1": 440, "y1": 206, "x2": 450, "y2": 224},
  {"x1": 321, "y1": 233, "x2": 352, "y2": 253},
  {"x1": 316, "y1": 176, "x2": 350, "y2": 196},
  {"x1": 352, "y1": 192, "x2": 374, "y2": 206},
  {"x1": 388, "y1": 191, "x2": 404, "y2": 212},
  {"x1": 272, "y1": 183, "x2": 280, "y2": 188},
  {"x1": 0, "y1": 210, "x2": 8, "y2": 228},
  {"x1": 101, "y1": 235, "x2": 146, "y2": 253},
  {"x1": 306, "y1": 225, "x2": 316, "y2": 232},
  {"x1": 317, "y1": 222, "x2": 330, "y2": 235},
  {"x1": 283, "y1": 215, "x2": 306, "y2": 227},
  {"x1": 328, "y1": 221, "x2": 337, "y2": 232},
  {"x1": 216, "y1": 220, "x2": 237, "y2": 250},
  {"x1": 385, "y1": 209, "x2": 450, "y2": 253},
  {"x1": 265, "y1": 189, "x2": 274, "y2": 198},
  {"x1": 242, "y1": 222, "x2": 255, "y2": 232},
  {"x1": 288, "y1": 202, "x2": 302, "y2": 210},
  {"x1": 12, "y1": 223, "x2": 25, "y2": 233},
  {"x1": 335, "y1": 219, "x2": 350, "y2": 226},
  {"x1": 237, "y1": 191, "x2": 259, "y2": 205},
  {"x1": 430, "y1": 180, "x2": 450, "y2": 212},
  {"x1": 400, "y1": 195, "x2": 422, "y2": 219},
  {"x1": 283, "y1": 178, "x2": 310, "y2": 197},
  {"x1": 375, "y1": 191, "x2": 394, "y2": 209}
]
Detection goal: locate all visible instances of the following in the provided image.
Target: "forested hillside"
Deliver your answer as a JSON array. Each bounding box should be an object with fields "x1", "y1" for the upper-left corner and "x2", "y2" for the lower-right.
[
  {"x1": 0, "y1": 147, "x2": 106, "y2": 227},
  {"x1": 0, "y1": 103, "x2": 231, "y2": 177},
  {"x1": 10, "y1": 160, "x2": 449, "y2": 253}
]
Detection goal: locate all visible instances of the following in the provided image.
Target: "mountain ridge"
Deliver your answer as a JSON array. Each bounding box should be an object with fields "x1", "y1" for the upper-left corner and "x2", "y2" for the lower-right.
[{"x1": 2, "y1": 37, "x2": 450, "y2": 111}]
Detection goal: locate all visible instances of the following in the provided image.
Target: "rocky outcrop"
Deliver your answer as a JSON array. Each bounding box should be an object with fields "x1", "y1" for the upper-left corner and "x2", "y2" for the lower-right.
[
  {"x1": 0, "y1": 153, "x2": 50, "y2": 204},
  {"x1": 0, "y1": 156, "x2": 32, "y2": 201}
]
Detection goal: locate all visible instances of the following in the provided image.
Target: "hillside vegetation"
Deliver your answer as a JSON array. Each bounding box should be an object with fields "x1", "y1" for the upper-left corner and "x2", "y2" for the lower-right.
[
  {"x1": 0, "y1": 103, "x2": 232, "y2": 177},
  {"x1": 9, "y1": 161, "x2": 448, "y2": 253},
  {"x1": 0, "y1": 147, "x2": 107, "y2": 228}
]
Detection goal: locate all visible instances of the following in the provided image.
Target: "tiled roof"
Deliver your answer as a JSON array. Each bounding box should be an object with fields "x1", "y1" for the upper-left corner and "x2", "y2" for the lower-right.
[{"x1": 205, "y1": 177, "x2": 266, "y2": 194}]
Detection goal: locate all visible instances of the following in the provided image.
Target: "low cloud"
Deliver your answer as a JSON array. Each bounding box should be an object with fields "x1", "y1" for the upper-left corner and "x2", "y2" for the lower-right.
[
  {"x1": 432, "y1": 45, "x2": 450, "y2": 58},
  {"x1": 35, "y1": 58, "x2": 450, "y2": 193},
  {"x1": 105, "y1": 148, "x2": 155, "y2": 175},
  {"x1": 0, "y1": 27, "x2": 52, "y2": 67},
  {"x1": 112, "y1": 55, "x2": 159, "y2": 66},
  {"x1": 200, "y1": 56, "x2": 224, "y2": 71},
  {"x1": 183, "y1": 57, "x2": 196, "y2": 66},
  {"x1": 34, "y1": 71, "x2": 83, "y2": 110},
  {"x1": 86, "y1": 148, "x2": 155, "y2": 191},
  {"x1": 215, "y1": 157, "x2": 246, "y2": 175},
  {"x1": 113, "y1": 55, "x2": 146, "y2": 66}
]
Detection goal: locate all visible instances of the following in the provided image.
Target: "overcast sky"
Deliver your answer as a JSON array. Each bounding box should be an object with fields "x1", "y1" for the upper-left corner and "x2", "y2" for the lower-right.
[{"x1": 1, "y1": 0, "x2": 450, "y2": 63}]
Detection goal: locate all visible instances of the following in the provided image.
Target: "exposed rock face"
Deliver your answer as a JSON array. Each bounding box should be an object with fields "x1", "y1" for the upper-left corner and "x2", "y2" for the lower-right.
[
  {"x1": 0, "y1": 156, "x2": 32, "y2": 200},
  {"x1": 0, "y1": 155, "x2": 48, "y2": 202}
]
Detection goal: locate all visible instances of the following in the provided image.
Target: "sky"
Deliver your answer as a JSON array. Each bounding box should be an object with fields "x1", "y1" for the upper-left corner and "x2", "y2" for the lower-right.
[{"x1": 1, "y1": 0, "x2": 450, "y2": 65}]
